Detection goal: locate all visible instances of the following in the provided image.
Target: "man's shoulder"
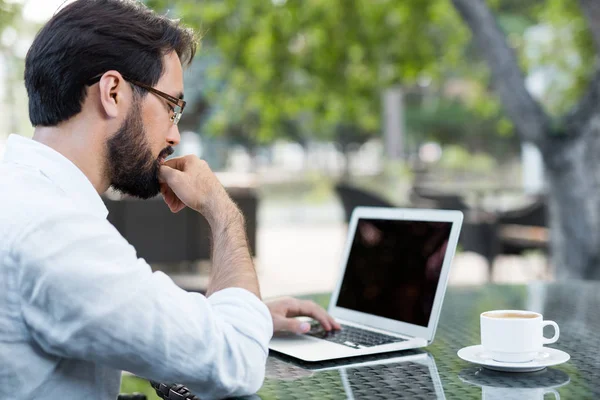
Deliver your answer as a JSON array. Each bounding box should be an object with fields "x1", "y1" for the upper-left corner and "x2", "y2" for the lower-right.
[
  {"x1": 0, "y1": 162, "x2": 85, "y2": 246},
  {"x1": 0, "y1": 162, "x2": 124, "y2": 261},
  {"x1": 0, "y1": 162, "x2": 72, "y2": 212}
]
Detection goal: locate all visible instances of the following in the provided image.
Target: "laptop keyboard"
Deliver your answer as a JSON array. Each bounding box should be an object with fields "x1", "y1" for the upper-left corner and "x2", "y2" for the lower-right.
[{"x1": 306, "y1": 322, "x2": 407, "y2": 349}]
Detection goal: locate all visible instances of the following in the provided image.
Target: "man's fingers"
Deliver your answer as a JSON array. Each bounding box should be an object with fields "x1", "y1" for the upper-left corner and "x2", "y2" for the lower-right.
[
  {"x1": 160, "y1": 183, "x2": 185, "y2": 213},
  {"x1": 266, "y1": 297, "x2": 341, "y2": 334},
  {"x1": 332, "y1": 318, "x2": 342, "y2": 330},
  {"x1": 162, "y1": 156, "x2": 188, "y2": 171},
  {"x1": 275, "y1": 316, "x2": 311, "y2": 334},
  {"x1": 325, "y1": 311, "x2": 341, "y2": 330},
  {"x1": 292, "y1": 300, "x2": 335, "y2": 331},
  {"x1": 158, "y1": 165, "x2": 182, "y2": 183}
]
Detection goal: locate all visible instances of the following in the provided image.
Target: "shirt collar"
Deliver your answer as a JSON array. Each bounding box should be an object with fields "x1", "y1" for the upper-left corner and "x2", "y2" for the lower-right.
[{"x1": 2, "y1": 134, "x2": 108, "y2": 219}]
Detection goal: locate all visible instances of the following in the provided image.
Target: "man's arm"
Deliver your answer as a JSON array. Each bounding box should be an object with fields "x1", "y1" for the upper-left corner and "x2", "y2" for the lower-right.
[
  {"x1": 16, "y1": 207, "x2": 271, "y2": 399},
  {"x1": 205, "y1": 202, "x2": 259, "y2": 298},
  {"x1": 159, "y1": 156, "x2": 343, "y2": 335},
  {"x1": 159, "y1": 156, "x2": 260, "y2": 298}
]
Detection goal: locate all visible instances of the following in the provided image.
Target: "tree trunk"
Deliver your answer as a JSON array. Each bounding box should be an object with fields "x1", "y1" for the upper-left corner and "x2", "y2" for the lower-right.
[
  {"x1": 543, "y1": 118, "x2": 600, "y2": 279},
  {"x1": 452, "y1": 0, "x2": 600, "y2": 279},
  {"x1": 341, "y1": 143, "x2": 352, "y2": 180}
]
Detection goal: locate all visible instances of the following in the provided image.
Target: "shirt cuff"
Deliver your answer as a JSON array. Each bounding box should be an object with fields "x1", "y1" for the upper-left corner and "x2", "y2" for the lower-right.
[{"x1": 208, "y1": 287, "x2": 274, "y2": 343}]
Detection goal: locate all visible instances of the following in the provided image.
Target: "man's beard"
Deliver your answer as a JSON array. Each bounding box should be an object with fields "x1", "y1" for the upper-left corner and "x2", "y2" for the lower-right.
[{"x1": 106, "y1": 99, "x2": 173, "y2": 199}]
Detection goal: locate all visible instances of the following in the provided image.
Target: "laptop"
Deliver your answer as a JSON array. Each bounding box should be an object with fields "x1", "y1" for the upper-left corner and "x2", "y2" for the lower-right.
[{"x1": 269, "y1": 206, "x2": 463, "y2": 362}]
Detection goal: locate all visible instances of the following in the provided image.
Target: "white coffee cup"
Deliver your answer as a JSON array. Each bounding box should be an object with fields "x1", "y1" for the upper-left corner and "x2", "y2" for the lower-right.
[{"x1": 480, "y1": 310, "x2": 560, "y2": 363}]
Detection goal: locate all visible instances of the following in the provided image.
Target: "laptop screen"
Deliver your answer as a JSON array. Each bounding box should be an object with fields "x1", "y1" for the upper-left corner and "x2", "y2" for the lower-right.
[{"x1": 335, "y1": 218, "x2": 453, "y2": 327}]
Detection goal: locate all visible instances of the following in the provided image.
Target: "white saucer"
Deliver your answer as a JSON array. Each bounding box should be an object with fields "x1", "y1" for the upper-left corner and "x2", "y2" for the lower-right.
[{"x1": 457, "y1": 345, "x2": 570, "y2": 372}]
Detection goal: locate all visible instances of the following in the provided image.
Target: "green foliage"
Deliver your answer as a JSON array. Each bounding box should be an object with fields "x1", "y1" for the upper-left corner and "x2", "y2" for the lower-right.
[
  {"x1": 0, "y1": 0, "x2": 20, "y2": 36},
  {"x1": 146, "y1": 0, "x2": 470, "y2": 142},
  {"x1": 437, "y1": 145, "x2": 497, "y2": 173},
  {"x1": 407, "y1": 96, "x2": 496, "y2": 143},
  {"x1": 143, "y1": 0, "x2": 595, "y2": 148},
  {"x1": 529, "y1": 0, "x2": 595, "y2": 115},
  {"x1": 120, "y1": 375, "x2": 161, "y2": 400}
]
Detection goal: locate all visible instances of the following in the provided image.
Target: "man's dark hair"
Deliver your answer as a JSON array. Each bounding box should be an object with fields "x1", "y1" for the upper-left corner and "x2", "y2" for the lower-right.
[{"x1": 24, "y1": 0, "x2": 197, "y2": 127}]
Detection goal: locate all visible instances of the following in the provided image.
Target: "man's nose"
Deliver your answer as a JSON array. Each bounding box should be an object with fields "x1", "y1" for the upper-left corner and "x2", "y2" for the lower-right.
[{"x1": 167, "y1": 125, "x2": 180, "y2": 146}]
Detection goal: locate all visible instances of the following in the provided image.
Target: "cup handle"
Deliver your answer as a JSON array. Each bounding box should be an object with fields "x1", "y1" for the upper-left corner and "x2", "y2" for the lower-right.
[
  {"x1": 542, "y1": 320, "x2": 560, "y2": 344},
  {"x1": 544, "y1": 389, "x2": 560, "y2": 399}
]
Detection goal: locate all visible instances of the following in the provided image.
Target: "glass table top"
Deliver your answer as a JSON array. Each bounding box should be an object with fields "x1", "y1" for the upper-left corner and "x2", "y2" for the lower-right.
[{"x1": 250, "y1": 281, "x2": 599, "y2": 399}]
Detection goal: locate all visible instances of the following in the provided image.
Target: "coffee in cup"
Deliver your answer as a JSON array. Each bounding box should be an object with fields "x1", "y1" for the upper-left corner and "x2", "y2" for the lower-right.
[{"x1": 480, "y1": 310, "x2": 560, "y2": 363}]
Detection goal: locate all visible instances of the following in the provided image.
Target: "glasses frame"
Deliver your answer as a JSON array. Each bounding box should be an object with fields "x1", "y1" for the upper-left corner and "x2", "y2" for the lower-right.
[{"x1": 87, "y1": 74, "x2": 186, "y2": 125}]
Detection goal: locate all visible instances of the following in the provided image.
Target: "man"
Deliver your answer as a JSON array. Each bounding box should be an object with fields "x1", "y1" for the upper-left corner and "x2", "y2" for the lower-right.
[{"x1": 0, "y1": 0, "x2": 339, "y2": 399}]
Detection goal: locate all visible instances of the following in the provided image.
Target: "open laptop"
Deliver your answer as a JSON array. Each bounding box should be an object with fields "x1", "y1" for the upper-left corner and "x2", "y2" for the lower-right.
[{"x1": 269, "y1": 206, "x2": 463, "y2": 362}]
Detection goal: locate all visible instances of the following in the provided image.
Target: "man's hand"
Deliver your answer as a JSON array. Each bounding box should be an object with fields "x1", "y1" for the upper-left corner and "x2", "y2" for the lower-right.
[
  {"x1": 158, "y1": 155, "x2": 234, "y2": 219},
  {"x1": 266, "y1": 297, "x2": 341, "y2": 334}
]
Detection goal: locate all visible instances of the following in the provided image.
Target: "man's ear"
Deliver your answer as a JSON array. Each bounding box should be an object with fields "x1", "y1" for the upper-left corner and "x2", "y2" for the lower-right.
[{"x1": 97, "y1": 70, "x2": 129, "y2": 119}]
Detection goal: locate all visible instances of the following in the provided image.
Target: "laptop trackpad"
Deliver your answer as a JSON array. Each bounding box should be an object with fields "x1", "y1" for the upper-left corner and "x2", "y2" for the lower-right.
[
  {"x1": 271, "y1": 331, "x2": 322, "y2": 343},
  {"x1": 269, "y1": 332, "x2": 356, "y2": 360}
]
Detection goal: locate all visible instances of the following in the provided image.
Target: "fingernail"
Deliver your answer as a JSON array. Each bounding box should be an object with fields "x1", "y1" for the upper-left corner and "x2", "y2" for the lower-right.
[{"x1": 300, "y1": 322, "x2": 310, "y2": 333}]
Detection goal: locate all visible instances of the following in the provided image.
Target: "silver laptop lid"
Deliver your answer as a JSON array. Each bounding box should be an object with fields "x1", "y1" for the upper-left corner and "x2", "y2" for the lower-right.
[{"x1": 328, "y1": 207, "x2": 463, "y2": 342}]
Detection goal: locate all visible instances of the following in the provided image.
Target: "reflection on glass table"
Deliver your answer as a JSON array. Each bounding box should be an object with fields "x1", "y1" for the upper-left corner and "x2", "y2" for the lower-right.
[
  {"x1": 459, "y1": 366, "x2": 570, "y2": 400},
  {"x1": 263, "y1": 349, "x2": 445, "y2": 399}
]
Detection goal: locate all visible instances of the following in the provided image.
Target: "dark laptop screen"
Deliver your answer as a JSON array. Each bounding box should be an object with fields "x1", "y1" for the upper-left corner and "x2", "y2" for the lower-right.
[{"x1": 335, "y1": 218, "x2": 453, "y2": 327}]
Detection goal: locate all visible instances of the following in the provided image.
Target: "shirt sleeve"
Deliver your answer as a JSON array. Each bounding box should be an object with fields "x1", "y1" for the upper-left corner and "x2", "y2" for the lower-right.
[{"x1": 15, "y1": 208, "x2": 273, "y2": 399}]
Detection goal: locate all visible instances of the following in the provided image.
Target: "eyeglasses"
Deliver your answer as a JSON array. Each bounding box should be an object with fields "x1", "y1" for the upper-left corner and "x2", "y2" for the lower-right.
[{"x1": 87, "y1": 74, "x2": 186, "y2": 125}]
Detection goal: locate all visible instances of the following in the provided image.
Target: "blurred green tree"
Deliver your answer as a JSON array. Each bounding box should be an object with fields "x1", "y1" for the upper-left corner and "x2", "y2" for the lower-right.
[
  {"x1": 146, "y1": 0, "x2": 478, "y2": 143},
  {"x1": 1, "y1": 0, "x2": 23, "y2": 136},
  {"x1": 0, "y1": 1, "x2": 22, "y2": 50},
  {"x1": 146, "y1": 0, "x2": 600, "y2": 278},
  {"x1": 451, "y1": 0, "x2": 600, "y2": 279},
  {"x1": 0, "y1": 1, "x2": 20, "y2": 30}
]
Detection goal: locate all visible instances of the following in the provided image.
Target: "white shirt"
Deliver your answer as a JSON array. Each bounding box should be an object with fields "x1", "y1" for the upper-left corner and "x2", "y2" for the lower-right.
[{"x1": 0, "y1": 134, "x2": 273, "y2": 399}]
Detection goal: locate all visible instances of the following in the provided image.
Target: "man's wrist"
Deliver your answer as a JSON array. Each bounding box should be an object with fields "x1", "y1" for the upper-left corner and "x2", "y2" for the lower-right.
[{"x1": 204, "y1": 199, "x2": 244, "y2": 231}]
